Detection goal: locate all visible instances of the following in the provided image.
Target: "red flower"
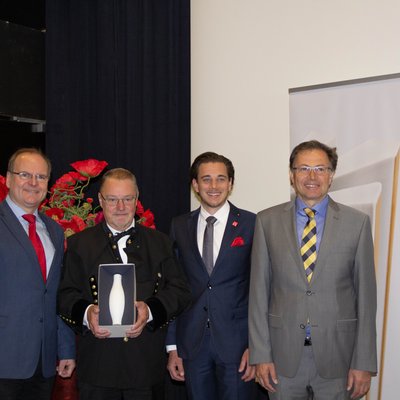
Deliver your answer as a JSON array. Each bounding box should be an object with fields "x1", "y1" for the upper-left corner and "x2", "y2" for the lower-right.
[
  {"x1": 141, "y1": 209, "x2": 155, "y2": 228},
  {"x1": 0, "y1": 175, "x2": 9, "y2": 202},
  {"x1": 44, "y1": 207, "x2": 65, "y2": 220},
  {"x1": 58, "y1": 215, "x2": 86, "y2": 235},
  {"x1": 136, "y1": 199, "x2": 145, "y2": 217},
  {"x1": 94, "y1": 211, "x2": 104, "y2": 225},
  {"x1": 231, "y1": 236, "x2": 244, "y2": 247},
  {"x1": 71, "y1": 159, "x2": 108, "y2": 178}
]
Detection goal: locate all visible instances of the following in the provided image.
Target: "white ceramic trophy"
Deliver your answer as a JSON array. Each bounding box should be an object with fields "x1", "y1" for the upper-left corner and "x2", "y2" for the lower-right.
[{"x1": 109, "y1": 274, "x2": 125, "y2": 325}]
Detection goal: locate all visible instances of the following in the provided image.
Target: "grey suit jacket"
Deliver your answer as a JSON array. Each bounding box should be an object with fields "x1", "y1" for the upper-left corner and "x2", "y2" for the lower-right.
[{"x1": 248, "y1": 197, "x2": 377, "y2": 379}]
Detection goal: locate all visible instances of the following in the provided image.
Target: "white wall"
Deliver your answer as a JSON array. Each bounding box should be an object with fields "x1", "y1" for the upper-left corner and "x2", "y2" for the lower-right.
[{"x1": 191, "y1": 0, "x2": 400, "y2": 212}]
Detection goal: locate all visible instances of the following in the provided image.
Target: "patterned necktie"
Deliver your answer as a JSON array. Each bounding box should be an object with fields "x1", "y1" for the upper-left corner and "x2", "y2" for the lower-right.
[
  {"x1": 202, "y1": 216, "x2": 217, "y2": 275},
  {"x1": 301, "y1": 208, "x2": 317, "y2": 282},
  {"x1": 22, "y1": 214, "x2": 47, "y2": 282}
]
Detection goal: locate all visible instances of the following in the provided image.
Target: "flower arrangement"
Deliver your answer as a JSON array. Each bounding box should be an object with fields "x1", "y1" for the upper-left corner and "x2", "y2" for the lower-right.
[
  {"x1": 0, "y1": 159, "x2": 155, "y2": 236},
  {"x1": 0, "y1": 175, "x2": 7, "y2": 203}
]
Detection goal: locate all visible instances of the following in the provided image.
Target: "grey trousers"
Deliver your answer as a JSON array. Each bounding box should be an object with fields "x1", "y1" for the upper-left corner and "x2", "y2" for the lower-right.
[{"x1": 269, "y1": 346, "x2": 352, "y2": 400}]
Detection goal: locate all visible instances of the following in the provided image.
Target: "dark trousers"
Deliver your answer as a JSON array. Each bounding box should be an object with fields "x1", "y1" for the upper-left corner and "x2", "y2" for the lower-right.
[
  {"x1": 183, "y1": 329, "x2": 254, "y2": 400},
  {"x1": 78, "y1": 381, "x2": 152, "y2": 400},
  {"x1": 0, "y1": 361, "x2": 55, "y2": 400}
]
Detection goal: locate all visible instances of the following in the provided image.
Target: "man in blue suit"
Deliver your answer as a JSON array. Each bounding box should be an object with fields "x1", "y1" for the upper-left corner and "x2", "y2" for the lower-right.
[
  {"x1": 0, "y1": 148, "x2": 75, "y2": 400},
  {"x1": 166, "y1": 152, "x2": 256, "y2": 399}
]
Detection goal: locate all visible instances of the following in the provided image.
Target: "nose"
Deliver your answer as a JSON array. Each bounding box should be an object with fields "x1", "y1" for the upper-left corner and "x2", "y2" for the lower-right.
[
  {"x1": 116, "y1": 199, "x2": 126, "y2": 209},
  {"x1": 309, "y1": 168, "x2": 317, "y2": 178},
  {"x1": 29, "y1": 175, "x2": 39, "y2": 185}
]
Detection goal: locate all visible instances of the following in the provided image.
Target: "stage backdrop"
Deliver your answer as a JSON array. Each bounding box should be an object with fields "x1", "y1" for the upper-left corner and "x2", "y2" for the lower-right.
[
  {"x1": 289, "y1": 73, "x2": 400, "y2": 400},
  {"x1": 46, "y1": 0, "x2": 191, "y2": 233}
]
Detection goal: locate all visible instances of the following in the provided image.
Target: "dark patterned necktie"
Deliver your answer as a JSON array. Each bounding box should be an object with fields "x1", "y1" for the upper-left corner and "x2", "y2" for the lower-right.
[
  {"x1": 202, "y1": 216, "x2": 217, "y2": 275},
  {"x1": 301, "y1": 208, "x2": 317, "y2": 282},
  {"x1": 22, "y1": 214, "x2": 47, "y2": 282}
]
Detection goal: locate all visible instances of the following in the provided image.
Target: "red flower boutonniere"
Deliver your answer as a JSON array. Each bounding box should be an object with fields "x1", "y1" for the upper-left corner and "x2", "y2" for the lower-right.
[
  {"x1": 232, "y1": 221, "x2": 238, "y2": 227},
  {"x1": 231, "y1": 236, "x2": 245, "y2": 247}
]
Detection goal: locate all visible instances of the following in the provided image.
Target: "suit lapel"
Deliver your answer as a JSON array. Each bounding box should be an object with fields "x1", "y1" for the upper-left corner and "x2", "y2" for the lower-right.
[
  {"x1": 41, "y1": 213, "x2": 61, "y2": 284},
  {"x1": 214, "y1": 204, "x2": 241, "y2": 270},
  {"x1": 187, "y1": 209, "x2": 206, "y2": 271},
  {"x1": 281, "y1": 201, "x2": 310, "y2": 285},
  {"x1": 0, "y1": 202, "x2": 46, "y2": 283}
]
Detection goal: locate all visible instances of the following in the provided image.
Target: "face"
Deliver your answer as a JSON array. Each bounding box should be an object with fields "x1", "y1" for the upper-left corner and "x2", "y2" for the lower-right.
[
  {"x1": 98, "y1": 177, "x2": 138, "y2": 231},
  {"x1": 192, "y1": 162, "x2": 232, "y2": 214},
  {"x1": 6, "y1": 152, "x2": 50, "y2": 214},
  {"x1": 290, "y1": 149, "x2": 334, "y2": 207}
]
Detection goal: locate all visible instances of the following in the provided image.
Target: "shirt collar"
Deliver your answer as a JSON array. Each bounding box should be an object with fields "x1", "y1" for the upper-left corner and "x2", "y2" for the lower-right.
[
  {"x1": 6, "y1": 195, "x2": 40, "y2": 220},
  {"x1": 107, "y1": 220, "x2": 136, "y2": 236},
  {"x1": 199, "y1": 201, "x2": 230, "y2": 223},
  {"x1": 296, "y1": 195, "x2": 329, "y2": 218}
]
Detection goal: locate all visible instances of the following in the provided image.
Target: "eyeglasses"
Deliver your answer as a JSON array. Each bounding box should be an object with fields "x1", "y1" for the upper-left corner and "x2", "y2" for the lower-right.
[
  {"x1": 99, "y1": 193, "x2": 137, "y2": 206},
  {"x1": 9, "y1": 171, "x2": 49, "y2": 182},
  {"x1": 291, "y1": 166, "x2": 333, "y2": 176}
]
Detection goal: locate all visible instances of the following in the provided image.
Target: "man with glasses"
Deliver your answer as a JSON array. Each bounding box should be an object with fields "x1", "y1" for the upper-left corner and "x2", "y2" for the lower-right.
[
  {"x1": 249, "y1": 140, "x2": 377, "y2": 399},
  {"x1": 0, "y1": 148, "x2": 75, "y2": 399},
  {"x1": 58, "y1": 167, "x2": 191, "y2": 400}
]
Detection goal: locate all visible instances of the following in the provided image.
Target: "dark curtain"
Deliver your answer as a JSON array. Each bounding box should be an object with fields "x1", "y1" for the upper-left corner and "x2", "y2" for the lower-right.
[{"x1": 46, "y1": 0, "x2": 191, "y2": 233}]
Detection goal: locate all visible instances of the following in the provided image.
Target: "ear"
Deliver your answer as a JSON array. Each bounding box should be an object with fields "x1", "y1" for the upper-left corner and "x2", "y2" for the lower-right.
[
  {"x1": 98, "y1": 192, "x2": 103, "y2": 207},
  {"x1": 228, "y1": 178, "x2": 233, "y2": 193},
  {"x1": 192, "y1": 178, "x2": 199, "y2": 193},
  {"x1": 289, "y1": 170, "x2": 294, "y2": 186},
  {"x1": 5, "y1": 171, "x2": 11, "y2": 189}
]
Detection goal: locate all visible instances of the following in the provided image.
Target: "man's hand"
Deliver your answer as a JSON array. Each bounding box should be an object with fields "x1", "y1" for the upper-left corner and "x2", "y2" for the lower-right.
[
  {"x1": 255, "y1": 363, "x2": 278, "y2": 392},
  {"x1": 167, "y1": 350, "x2": 185, "y2": 381},
  {"x1": 347, "y1": 369, "x2": 372, "y2": 399},
  {"x1": 238, "y1": 348, "x2": 255, "y2": 382},
  {"x1": 87, "y1": 305, "x2": 110, "y2": 339},
  {"x1": 57, "y1": 359, "x2": 76, "y2": 378},
  {"x1": 125, "y1": 301, "x2": 149, "y2": 338}
]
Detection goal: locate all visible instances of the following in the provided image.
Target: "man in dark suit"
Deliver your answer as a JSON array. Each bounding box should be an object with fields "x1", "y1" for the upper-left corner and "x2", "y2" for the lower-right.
[
  {"x1": 249, "y1": 140, "x2": 377, "y2": 399},
  {"x1": 166, "y1": 152, "x2": 256, "y2": 399},
  {"x1": 58, "y1": 167, "x2": 191, "y2": 400},
  {"x1": 0, "y1": 148, "x2": 75, "y2": 400}
]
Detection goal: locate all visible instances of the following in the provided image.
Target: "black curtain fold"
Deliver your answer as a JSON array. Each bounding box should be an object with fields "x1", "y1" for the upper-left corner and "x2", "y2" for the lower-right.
[{"x1": 46, "y1": 0, "x2": 191, "y2": 232}]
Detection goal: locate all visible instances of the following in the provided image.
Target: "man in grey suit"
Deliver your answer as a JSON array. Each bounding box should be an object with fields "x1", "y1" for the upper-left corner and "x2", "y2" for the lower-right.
[
  {"x1": 249, "y1": 140, "x2": 377, "y2": 399},
  {"x1": 0, "y1": 148, "x2": 75, "y2": 400}
]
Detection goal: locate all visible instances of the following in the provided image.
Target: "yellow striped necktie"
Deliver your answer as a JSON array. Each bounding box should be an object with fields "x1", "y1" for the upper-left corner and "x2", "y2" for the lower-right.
[{"x1": 301, "y1": 208, "x2": 317, "y2": 282}]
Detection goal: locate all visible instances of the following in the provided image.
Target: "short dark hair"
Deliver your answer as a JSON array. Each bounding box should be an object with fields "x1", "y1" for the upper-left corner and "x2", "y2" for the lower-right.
[
  {"x1": 289, "y1": 140, "x2": 338, "y2": 171},
  {"x1": 8, "y1": 148, "x2": 51, "y2": 175},
  {"x1": 189, "y1": 152, "x2": 235, "y2": 184}
]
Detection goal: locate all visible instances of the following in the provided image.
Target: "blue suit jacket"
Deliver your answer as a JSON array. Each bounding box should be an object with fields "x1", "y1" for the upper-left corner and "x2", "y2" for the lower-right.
[
  {"x1": 166, "y1": 202, "x2": 256, "y2": 363},
  {"x1": 0, "y1": 201, "x2": 75, "y2": 379}
]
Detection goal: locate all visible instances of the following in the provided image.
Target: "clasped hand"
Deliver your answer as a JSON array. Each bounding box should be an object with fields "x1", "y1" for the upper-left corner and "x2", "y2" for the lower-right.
[{"x1": 87, "y1": 301, "x2": 149, "y2": 339}]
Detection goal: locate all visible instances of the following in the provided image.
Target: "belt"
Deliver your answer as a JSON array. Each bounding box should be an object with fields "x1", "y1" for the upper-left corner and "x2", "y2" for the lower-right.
[{"x1": 304, "y1": 337, "x2": 312, "y2": 346}]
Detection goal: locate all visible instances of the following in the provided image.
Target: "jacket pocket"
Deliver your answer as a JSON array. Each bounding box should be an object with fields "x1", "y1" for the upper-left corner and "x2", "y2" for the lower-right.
[
  {"x1": 268, "y1": 313, "x2": 282, "y2": 328},
  {"x1": 336, "y1": 318, "x2": 357, "y2": 332}
]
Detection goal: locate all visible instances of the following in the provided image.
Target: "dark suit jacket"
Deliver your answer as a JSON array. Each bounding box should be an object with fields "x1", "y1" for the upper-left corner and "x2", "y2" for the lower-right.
[
  {"x1": 0, "y1": 201, "x2": 75, "y2": 379},
  {"x1": 249, "y1": 197, "x2": 377, "y2": 378},
  {"x1": 166, "y1": 202, "x2": 256, "y2": 363},
  {"x1": 58, "y1": 222, "x2": 191, "y2": 389}
]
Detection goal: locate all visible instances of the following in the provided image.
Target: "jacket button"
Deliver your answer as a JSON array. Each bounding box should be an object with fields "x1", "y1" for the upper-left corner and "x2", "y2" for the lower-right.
[
  {"x1": 300, "y1": 324, "x2": 305, "y2": 329},
  {"x1": 208, "y1": 284, "x2": 212, "y2": 289},
  {"x1": 306, "y1": 290, "x2": 312, "y2": 296},
  {"x1": 203, "y1": 307, "x2": 208, "y2": 311}
]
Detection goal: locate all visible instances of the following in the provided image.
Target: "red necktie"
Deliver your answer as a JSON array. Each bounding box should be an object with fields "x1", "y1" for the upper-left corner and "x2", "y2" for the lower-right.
[{"x1": 22, "y1": 214, "x2": 47, "y2": 282}]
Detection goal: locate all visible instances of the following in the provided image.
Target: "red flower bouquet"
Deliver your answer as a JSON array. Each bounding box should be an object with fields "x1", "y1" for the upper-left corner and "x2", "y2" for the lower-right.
[{"x1": 40, "y1": 159, "x2": 156, "y2": 236}]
